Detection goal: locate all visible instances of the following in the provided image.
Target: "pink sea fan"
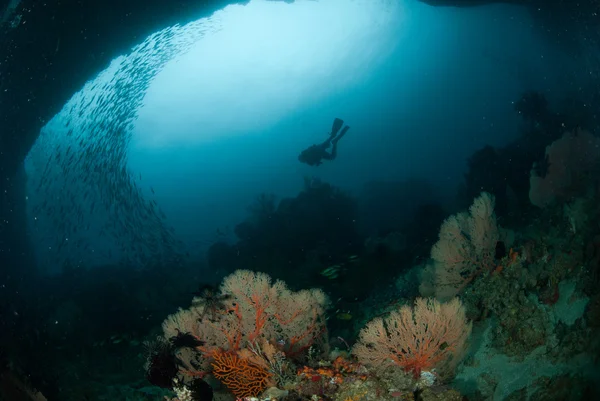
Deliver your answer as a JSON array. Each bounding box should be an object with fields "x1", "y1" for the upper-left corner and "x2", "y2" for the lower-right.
[{"x1": 529, "y1": 128, "x2": 600, "y2": 208}]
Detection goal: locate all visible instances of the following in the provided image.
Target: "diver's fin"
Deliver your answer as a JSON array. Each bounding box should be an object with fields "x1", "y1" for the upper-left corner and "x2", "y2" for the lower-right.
[
  {"x1": 331, "y1": 118, "x2": 344, "y2": 136},
  {"x1": 332, "y1": 125, "x2": 350, "y2": 144}
]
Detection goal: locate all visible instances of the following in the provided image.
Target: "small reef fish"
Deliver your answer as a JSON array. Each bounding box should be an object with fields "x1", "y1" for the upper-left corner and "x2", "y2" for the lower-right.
[{"x1": 320, "y1": 265, "x2": 341, "y2": 279}]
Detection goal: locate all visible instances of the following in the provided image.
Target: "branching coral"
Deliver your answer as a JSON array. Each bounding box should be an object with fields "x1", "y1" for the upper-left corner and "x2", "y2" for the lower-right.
[
  {"x1": 161, "y1": 270, "x2": 329, "y2": 397},
  {"x1": 430, "y1": 192, "x2": 500, "y2": 300},
  {"x1": 211, "y1": 350, "x2": 274, "y2": 398},
  {"x1": 529, "y1": 128, "x2": 600, "y2": 208},
  {"x1": 352, "y1": 297, "x2": 471, "y2": 380}
]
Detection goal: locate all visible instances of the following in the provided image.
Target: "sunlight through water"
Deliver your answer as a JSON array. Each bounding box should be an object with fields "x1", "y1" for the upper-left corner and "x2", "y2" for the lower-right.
[{"x1": 24, "y1": 0, "x2": 401, "y2": 272}]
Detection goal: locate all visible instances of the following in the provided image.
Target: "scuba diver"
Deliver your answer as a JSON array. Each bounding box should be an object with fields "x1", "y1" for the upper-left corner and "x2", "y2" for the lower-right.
[{"x1": 298, "y1": 118, "x2": 350, "y2": 166}]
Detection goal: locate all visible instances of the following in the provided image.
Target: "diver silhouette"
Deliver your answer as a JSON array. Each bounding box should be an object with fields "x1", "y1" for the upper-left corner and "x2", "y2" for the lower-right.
[{"x1": 298, "y1": 118, "x2": 350, "y2": 166}]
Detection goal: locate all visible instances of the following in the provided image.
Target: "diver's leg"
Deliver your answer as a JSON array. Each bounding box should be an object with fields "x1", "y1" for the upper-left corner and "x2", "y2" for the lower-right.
[
  {"x1": 331, "y1": 142, "x2": 339, "y2": 159},
  {"x1": 322, "y1": 143, "x2": 338, "y2": 160},
  {"x1": 322, "y1": 150, "x2": 334, "y2": 160},
  {"x1": 323, "y1": 126, "x2": 349, "y2": 161},
  {"x1": 320, "y1": 137, "x2": 333, "y2": 149},
  {"x1": 332, "y1": 125, "x2": 350, "y2": 144}
]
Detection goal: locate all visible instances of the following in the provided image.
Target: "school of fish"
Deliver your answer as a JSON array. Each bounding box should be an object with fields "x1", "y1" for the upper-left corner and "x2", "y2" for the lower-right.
[{"x1": 23, "y1": 17, "x2": 224, "y2": 272}]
